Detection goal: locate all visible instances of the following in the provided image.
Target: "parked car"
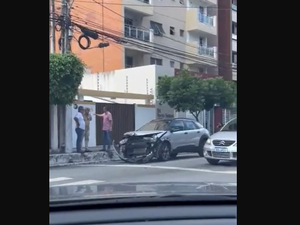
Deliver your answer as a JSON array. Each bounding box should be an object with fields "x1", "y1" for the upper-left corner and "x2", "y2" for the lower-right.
[
  {"x1": 203, "y1": 118, "x2": 237, "y2": 165},
  {"x1": 118, "y1": 118, "x2": 210, "y2": 161}
]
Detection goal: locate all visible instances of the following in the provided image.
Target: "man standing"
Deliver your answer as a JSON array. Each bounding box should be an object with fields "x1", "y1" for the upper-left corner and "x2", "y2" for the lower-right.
[
  {"x1": 95, "y1": 106, "x2": 113, "y2": 154},
  {"x1": 83, "y1": 107, "x2": 92, "y2": 152},
  {"x1": 74, "y1": 106, "x2": 85, "y2": 153}
]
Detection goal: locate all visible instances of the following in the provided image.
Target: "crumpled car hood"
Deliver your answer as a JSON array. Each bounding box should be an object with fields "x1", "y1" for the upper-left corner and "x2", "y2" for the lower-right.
[{"x1": 123, "y1": 130, "x2": 166, "y2": 137}]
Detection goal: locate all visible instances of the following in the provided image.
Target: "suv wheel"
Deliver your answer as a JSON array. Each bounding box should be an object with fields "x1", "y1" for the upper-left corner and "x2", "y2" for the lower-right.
[
  {"x1": 198, "y1": 137, "x2": 207, "y2": 157},
  {"x1": 158, "y1": 142, "x2": 171, "y2": 161}
]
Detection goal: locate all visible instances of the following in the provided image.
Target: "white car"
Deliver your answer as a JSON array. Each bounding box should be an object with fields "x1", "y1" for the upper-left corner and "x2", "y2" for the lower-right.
[{"x1": 203, "y1": 118, "x2": 237, "y2": 165}]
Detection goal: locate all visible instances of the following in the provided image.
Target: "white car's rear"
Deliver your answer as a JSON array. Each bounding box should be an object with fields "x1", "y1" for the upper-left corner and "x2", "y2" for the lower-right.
[{"x1": 203, "y1": 118, "x2": 237, "y2": 165}]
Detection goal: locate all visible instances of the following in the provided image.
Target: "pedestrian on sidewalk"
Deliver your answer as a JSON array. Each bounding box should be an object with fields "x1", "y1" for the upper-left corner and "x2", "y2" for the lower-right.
[
  {"x1": 83, "y1": 107, "x2": 92, "y2": 152},
  {"x1": 74, "y1": 106, "x2": 85, "y2": 153},
  {"x1": 94, "y1": 106, "x2": 113, "y2": 158}
]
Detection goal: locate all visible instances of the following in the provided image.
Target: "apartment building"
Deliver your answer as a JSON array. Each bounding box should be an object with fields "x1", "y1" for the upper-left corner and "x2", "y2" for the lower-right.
[
  {"x1": 217, "y1": 0, "x2": 237, "y2": 81},
  {"x1": 59, "y1": 0, "x2": 218, "y2": 75},
  {"x1": 232, "y1": 0, "x2": 237, "y2": 81}
]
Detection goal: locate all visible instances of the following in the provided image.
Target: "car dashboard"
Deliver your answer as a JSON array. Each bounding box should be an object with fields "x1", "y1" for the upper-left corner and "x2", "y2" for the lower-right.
[{"x1": 49, "y1": 197, "x2": 237, "y2": 225}]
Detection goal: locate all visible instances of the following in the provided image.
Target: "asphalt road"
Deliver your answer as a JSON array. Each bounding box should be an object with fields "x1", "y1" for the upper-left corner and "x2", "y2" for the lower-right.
[{"x1": 49, "y1": 154, "x2": 236, "y2": 186}]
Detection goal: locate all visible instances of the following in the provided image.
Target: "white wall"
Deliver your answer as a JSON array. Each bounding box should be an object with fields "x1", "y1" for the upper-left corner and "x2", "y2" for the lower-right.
[
  {"x1": 80, "y1": 65, "x2": 185, "y2": 118},
  {"x1": 71, "y1": 102, "x2": 97, "y2": 149},
  {"x1": 81, "y1": 65, "x2": 175, "y2": 105},
  {"x1": 135, "y1": 105, "x2": 156, "y2": 130}
]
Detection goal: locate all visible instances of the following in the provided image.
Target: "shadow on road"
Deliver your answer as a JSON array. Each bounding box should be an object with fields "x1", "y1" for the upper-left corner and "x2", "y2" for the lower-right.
[
  {"x1": 150, "y1": 154, "x2": 199, "y2": 163},
  {"x1": 203, "y1": 161, "x2": 237, "y2": 168}
]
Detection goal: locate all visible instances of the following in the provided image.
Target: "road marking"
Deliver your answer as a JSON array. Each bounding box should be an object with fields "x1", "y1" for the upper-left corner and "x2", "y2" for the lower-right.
[
  {"x1": 49, "y1": 177, "x2": 73, "y2": 183},
  {"x1": 51, "y1": 180, "x2": 105, "y2": 187},
  {"x1": 78, "y1": 164, "x2": 236, "y2": 175}
]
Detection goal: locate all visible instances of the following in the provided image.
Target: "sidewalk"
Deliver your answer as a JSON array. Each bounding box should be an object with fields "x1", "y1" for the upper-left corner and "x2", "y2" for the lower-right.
[{"x1": 49, "y1": 146, "x2": 120, "y2": 167}]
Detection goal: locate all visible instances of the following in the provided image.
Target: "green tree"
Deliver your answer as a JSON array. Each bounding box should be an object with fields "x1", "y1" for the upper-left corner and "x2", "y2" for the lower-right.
[
  {"x1": 202, "y1": 77, "x2": 236, "y2": 111},
  {"x1": 49, "y1": 53, "x2": 85, "y2": 105},
  {"x1": 157, "y1": 70, "x2": 237, "y2": 121},
  {"x1": 157, "y1": 70, "x2": 205, "y2": 121},
  {"x1": 218, "y1": 79, "x2": 236, "y2": 109}
]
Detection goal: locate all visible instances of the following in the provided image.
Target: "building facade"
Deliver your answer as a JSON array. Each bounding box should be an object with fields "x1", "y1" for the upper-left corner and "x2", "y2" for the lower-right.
[
  {"x1": 217, "y1": 0, "x2": 237, "y2": 81},
  {"x1": 52, "y1": 0, "x2": 219, "y2": 76}
]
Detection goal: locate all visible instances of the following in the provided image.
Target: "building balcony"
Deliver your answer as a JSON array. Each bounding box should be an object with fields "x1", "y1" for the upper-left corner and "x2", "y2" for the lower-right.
[
  {"x1": 186, "y1": 9, "x2": 217, "y2": 36},
  {"x1": 232, "y1": 70, "x2": 237, "y2": 81},
  {"x1": 232, "y1": 39, "x2": 237, "y2": 52},
  {"x1": 123, "y1": 25, "x2": 153, "y2": 53},
  {"x1": 175, "y1": 69, "x2": 216, "y2": 79},
  {"x1": 124, "y1": 25, "x2": 152, "y2": 42},
  {"x1": 232, "y1": 64, "x2": 237, "y2": 81},
  {"x1": 203, "y1": 0, "x2": 217, "y2": 5},
  {"x1": 123, "y1": 0, "x2": 154, "y2": 16},
  {"x1": 198, "y1": 45, "x2": 216, "y2": 58},
  {"x1": 185, "y1": 43, "x2": 217, "y2": 66},
  {"x1": 232, "y1": 9, "x2": 237, "y2": 22}
]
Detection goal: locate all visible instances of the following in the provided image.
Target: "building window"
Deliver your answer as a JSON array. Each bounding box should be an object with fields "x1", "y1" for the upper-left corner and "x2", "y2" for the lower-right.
[
  {"x1": 170, "y1": 26, "x2": 175, "y2": 35},
  {"x1": 232, "y1": 22, "x2": 237, "y2": 35},
  {"x1": 125, "y1": 56, "x2": 133, "y2": 68},
  {"x1": 150, "y1": 57, "x2": 163, "y2": 66},
  {"x1": 150, "y1": 21, "x2": 165, "y2": 36},
  {"x1": 232, "y1": 52, "x2": 237, "y2": 64},
  {"x1": 180, "y1": 63, "x2": 184, "y2": 70},
  {"x1": 198, "y1": 67, "x2": 204, "y2": 73},
  {"x1": 125, "y1": 18, "x2": 133, "y2": 26},
  {"x1": 170, "y1": 61, "x2": 175, "y2": 68},
  {"x1": 180, "y1": 29, "x2": 184, "y2": 37}
]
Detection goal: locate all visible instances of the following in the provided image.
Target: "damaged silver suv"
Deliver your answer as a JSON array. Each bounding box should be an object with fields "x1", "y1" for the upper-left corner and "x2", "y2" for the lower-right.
[{"x1": 116, "y1": 118, "x2": 210, "y2": 163}]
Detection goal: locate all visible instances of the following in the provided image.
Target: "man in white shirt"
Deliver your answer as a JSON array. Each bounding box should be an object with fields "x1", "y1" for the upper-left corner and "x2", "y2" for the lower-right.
[{"x1": 73, "y1": 106, "x2": 85, "y2": 153}]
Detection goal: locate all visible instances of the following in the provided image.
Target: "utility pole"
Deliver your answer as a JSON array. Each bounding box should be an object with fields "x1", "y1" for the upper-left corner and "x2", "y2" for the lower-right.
[
  {"x1": 60, "y1": 0, "x2": 69, "y2": 54},
  {"x1": 60, "y1": 0, "x2": 73, "y2": 153},
  {"x1": 50, "y1": 0, "x2": 58, "y2": 151},
  {"x1": 50, "y1": 0, "x2": 56, "y2": 53}
]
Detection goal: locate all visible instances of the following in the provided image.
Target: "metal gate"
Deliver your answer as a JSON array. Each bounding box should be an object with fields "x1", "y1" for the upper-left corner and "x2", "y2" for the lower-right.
[{"x1": 95, "y1": 103, "x2": 135, "y2": 145}]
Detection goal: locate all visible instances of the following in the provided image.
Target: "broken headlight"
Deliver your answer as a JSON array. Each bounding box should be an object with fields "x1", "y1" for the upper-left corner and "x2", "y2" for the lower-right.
[
  {"x1": 143, "y1": 135, "x2": 157, "y2": 142},
  {"x1": 119, "y1": 138, "x2": 128, "y2": 145}
]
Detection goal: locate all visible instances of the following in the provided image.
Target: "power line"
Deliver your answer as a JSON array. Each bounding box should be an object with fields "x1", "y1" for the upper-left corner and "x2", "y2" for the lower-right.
[
  {"x1": 50, "y1": 3, "x2": 237, "y2": 72},
  {"x1": 69, "y1": 17, "x2": 236, "y2": 72},
  {"x1": 69, "y1": 0, "x2": 234, "y2": 10},
  {"x1": 51, "y1": 16, "x2": 236, "y2": 76},
  {"x1": 51, "y1": 14, "x2": 233, "y2": 69},
  {"x1": 65, "y1": 1, "x2": 235, "y2": 60},
  {"x1": 91, "y1": 0, "x2": 235, "y2": 62}
]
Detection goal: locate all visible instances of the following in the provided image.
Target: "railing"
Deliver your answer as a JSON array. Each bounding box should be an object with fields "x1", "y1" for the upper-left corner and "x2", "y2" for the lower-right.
[
  {"x1": 137, "y1": 0, "x2": 150, "y2": 3},
  {"x1": 124, "y1": 25, "x2": 150, "y2": 42},
  {"x1": 198, "y1": 11, "x2": 214, "y2": 27},
  {"x1": 198, "y1": 46, "x2": 215, "y2": 57}
]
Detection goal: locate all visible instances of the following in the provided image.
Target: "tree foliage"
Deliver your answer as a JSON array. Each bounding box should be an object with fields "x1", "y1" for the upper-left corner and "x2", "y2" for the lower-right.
[
  {"x1": 157, "y1": 70, "x2": 236, "y2": 121},
  {"x1": 49, "y1": 53, "x2": 85, "y2": 105}
]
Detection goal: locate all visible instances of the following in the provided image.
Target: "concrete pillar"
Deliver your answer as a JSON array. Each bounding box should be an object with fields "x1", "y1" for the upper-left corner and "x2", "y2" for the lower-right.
[
  {"x1": 58, "y1": 105, "x2": 65, "y2": 148},
  {"x1": 65, "y1": 105, "x2": 73, "y2": 153},
  {"x1": 50, "y1": 105, "x2": 58, "y2": 150}
]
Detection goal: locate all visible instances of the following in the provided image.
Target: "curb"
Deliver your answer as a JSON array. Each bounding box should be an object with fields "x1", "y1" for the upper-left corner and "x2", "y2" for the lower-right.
[{"x1": 49, "y1": 151, "x2": 120, "y2": 167}]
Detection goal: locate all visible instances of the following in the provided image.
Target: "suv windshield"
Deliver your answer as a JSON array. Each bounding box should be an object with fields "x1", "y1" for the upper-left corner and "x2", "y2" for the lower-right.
[
  {"x1": 137, "y1": 120, "x2": 170, "y2": 131},
  {"x1": 220, "y1": 118, "x2": 237, "y2": 132}
]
